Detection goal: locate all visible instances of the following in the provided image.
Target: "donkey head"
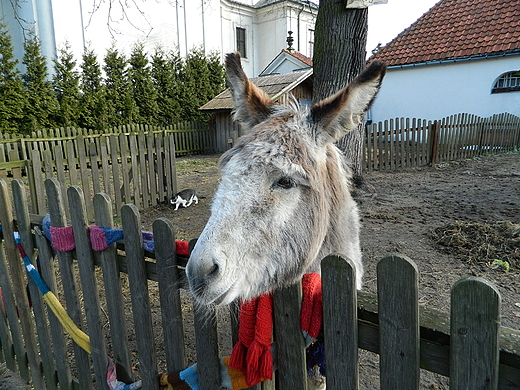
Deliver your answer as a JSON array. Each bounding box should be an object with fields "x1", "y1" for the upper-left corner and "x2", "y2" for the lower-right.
[{"x1": 187, "y1": 53, "x2": 386, "y2": 306}]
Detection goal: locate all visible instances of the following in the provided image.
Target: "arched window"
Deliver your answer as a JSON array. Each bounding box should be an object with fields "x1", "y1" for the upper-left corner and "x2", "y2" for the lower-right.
[{"x1": 492, "y1": 71, "x2": 520, "y2": 94}]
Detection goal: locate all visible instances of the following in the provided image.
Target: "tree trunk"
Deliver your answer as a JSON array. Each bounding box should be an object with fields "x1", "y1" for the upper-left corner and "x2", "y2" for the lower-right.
[{"x1": 313, "y1": 0, "x2": 368, "y2": 177}]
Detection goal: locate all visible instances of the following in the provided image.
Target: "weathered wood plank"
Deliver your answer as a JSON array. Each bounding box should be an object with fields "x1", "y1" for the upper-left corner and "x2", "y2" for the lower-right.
[
  {"x1": 12, "y1": 179, "x2": 58, "y2": 390},
  {"x1": 147, "y1": 131, "x2": 158, "y2": 206},
  {"x1": 377, "y1": 254, "x2": 420, "y2": 390},
  {"x1": 0, "y1": 179, "x2": 43, "y2": 386},
  {"x1": 119, "y1": 134, "x2": 132, "y2": 205},
  {"x1": 322, "y1": 254, "x2": 358, "y2": 390},
  {"x1": 153, "y1": 218, "x2": 186, "y2": 373},
  {"x1": 451, "y1": 277, "x2": 501, "y2": 390},
  {"x1": 193, "y1": 297, "x2": 221, "y2": 390},
  {"x1": 138, "y1": 132, "x2": 149, "y2": 208},
  {"x1": 109, "y1": 135, "x2": 123, "y2": 214},
  {"x1": 93, "y1": 193, "x2": 133, "y2": 384},
  {"x1": 121, "y1": 204, "x2": 159, "y2": 390},
  {"x1": 34, "y1": 226, "x2": 74, "y2": 390},
  {"x1": 129, "y1": 134, "x2": 141, "y2": 209},
  {"x1": 31, "y1": 149, "x2": 46, "y2": 215},
  {"x1": 45, "y1": 178, "x2": 93, "y2": 389},
  {"x1": 68, "y1": 186, "x2": 109, "y2": 390},
  {"x1": 273, "y1": 283, "x2": 307, "y2": 390}
]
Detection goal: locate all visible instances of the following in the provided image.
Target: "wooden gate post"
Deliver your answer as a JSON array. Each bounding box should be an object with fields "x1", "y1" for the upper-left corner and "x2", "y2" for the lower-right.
[{"x1": 429, "y1": 120, "x2": 440, "y2": 166}]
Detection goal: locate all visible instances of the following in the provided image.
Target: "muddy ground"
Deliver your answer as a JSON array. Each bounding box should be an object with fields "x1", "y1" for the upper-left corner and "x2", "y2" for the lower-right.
[{"x1": 141, "y1": 151, "x2": 519, "y2": 389}]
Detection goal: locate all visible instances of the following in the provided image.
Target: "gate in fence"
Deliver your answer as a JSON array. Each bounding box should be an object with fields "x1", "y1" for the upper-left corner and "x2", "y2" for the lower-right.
[{"x1": 0, "y1": 178, "x2": 519, "y2": 389}]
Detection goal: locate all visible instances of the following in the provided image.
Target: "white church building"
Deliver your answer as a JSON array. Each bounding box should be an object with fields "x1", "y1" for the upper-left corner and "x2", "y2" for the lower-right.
[{"x1": 1, "y1": 0, "x2": 318, "y2": 78}]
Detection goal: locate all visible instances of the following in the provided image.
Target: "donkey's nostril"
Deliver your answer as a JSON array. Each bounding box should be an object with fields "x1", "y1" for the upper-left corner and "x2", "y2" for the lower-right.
[{"x1": 207, "y1": 263, "x2": 219, "y2": 277}]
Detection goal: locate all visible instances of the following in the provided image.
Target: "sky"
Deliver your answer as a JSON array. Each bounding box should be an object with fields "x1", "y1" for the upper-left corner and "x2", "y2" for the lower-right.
[
  {"x1": 366, "y1": 0, "x2": 440, "y2": 54},
  {"x1": 52, "y1": 0, "x2": 441, "y2": 62}
]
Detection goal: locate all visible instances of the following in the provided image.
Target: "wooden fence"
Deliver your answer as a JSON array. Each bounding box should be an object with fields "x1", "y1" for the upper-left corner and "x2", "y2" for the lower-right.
[
  {"x1": 364, "y1": 112, "x2": 520, "y2": 171},
  {"x1": 0, "y1": 122, "x2": 212, "y2": 219},
  {"x1": 0, "y1": 178, "x2": 519, "y2": 389}
]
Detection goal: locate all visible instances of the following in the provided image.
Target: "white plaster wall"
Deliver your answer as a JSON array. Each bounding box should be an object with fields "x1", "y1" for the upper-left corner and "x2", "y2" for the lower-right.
[
  {"x1": 369, "y1": 56, "x2": 520, "y2": 122},
  {"x1": 50, "y1": 0, "x2": 316, "y2": 77}
]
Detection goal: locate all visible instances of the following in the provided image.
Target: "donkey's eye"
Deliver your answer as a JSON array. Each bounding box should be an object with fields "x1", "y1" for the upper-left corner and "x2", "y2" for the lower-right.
[{"x1": 275, "y1": 177, "x2": 295, "y2": 189}]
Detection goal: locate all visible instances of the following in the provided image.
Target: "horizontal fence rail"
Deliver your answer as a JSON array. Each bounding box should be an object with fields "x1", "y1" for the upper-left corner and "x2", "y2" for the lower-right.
[
  {"x1": 0, "y1": 178, "x2": 519, "y2": 389},
  {"x1": 364, "y1": 112, "x2": 520, "y2": 171}
]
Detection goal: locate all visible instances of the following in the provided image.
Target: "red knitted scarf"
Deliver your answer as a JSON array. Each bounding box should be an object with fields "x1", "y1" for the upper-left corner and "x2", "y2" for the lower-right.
[{"x1": 229, "y1": 273, "x2": 323, "y2": 387}]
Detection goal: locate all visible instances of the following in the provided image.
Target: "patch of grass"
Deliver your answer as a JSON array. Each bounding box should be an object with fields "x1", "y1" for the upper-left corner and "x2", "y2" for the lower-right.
[
  {"x1": 175, "y1": 156, "x2": 219, "y2": 174},
  {"x1": 431, "y1": 220, "x2": 520, "y2": 271}
]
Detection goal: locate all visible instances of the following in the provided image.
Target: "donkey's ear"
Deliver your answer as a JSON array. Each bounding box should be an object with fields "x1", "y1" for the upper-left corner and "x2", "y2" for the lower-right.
[
  {"x1": 310, "y1": 61, "x2": 386, "y2": 145},
  {"x1": 226, "y1": 53, "x2": 275, "y2": 130}
]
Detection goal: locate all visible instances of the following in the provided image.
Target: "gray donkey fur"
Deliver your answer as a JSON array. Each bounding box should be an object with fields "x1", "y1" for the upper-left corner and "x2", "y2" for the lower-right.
[{"x1": 187, "y1": 53, "x2": 386, "y2": 306}]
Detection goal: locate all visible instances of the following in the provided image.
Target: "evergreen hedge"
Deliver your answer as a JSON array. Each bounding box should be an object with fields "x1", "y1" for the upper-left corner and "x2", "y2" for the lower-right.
[{"x1": 0, "y1": 25, "x2": 226, "y2": 134}]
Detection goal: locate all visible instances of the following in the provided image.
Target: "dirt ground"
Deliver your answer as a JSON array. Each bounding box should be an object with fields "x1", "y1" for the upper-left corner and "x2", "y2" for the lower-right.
[
  {"x1": 140, "y1": 151, "x2": 519, "y2": 389},
  {"x1": 2, "y1": 152, "x2": 518, "y2": 389}
]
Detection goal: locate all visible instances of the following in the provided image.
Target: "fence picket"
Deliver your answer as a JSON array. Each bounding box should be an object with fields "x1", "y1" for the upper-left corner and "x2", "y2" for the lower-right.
[
  {"x1": 34, "y1": 225, "x2": 74, "y2": 390},
  {"x1": 153, "y1": 218, "x2": 187, "y2": 373},
  {"x1": 138, "y1": 132, "x2": 150, "y2": 208},
  {"x1": 129, "y1": 134, "x2": 142, "y2": 209},
  {"x1": 119, "y1": 133, "x2": 132, "y2": 205},
  {"x1": 322, "y1": 255, "x2": 359, "y2": 390},
  {"x1": 31, "y1": 149, "x2": 45, "y2": 214},
  {"x1": 68, "y1": 186, "x2": 110, "y2": 390},
  {"x1": 451, "y1": 277, "x2": 501, "y2": 389},
  {"x1": 0, "y1": 182, "x2": 29, "y2": 379},
  {"x1": 0, "y1": 179, "x2": 43, "y2": 386},
  {"x1": 93, "y1": 193, "x2": 134, "y2": 384},
  {"x1": 147, "y1": 131, "x2": 158, "y2": 206},
  {"x1": 45, "y1": 178, "x2": 93, "y2": 389},
  {"x1": 121, "y1": 204, "x2": 160, "y2": 390},
  {"x1": 377, "y1": 255, "x2": 420, "y2": 389},
  {"x1": 12, "y1": 179, "x2": 58, "y2": 390},
  {"x1": 193, "y1": 300, "x2": 221, "y2": 390},
  {"x1": 273, "y1": 283, "x2": 308, "y2": 390},
  {"x1": 109, "y1": 135, "x2": 123, "y2": 213}
]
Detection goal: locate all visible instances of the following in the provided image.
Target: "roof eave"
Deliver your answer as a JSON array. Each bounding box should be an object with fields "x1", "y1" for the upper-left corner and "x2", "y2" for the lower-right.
[{"x1": 387, "y1": 49, "x2": 520, "y2": 69}]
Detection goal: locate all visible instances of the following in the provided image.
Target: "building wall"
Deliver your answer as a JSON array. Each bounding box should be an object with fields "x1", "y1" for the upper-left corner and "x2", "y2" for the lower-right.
[
  {"x1": 369, "y1": 55, "x2": 520, "y2": 122},
  {"x1": 0, "y1": 0, "x2": 57, "y2": 76},
  {"x1": 47, "y1": 0, "x2": 317, "y2": 78}
]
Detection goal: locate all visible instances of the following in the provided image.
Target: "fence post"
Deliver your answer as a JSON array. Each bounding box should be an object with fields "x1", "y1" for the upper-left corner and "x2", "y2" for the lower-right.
[
  {"x1": 12, "y1": 179, "x2": 58, "y2": 390},
  {"x1": 46, "y1": 178, "x2": 93, "y2": 389},
  {"x1": 68, "y1": 186, "x2": 110, "y2": 390},
  {"x1": 450, "y1": 277, "x2": 500, "y2": 390},
  {"x1": 0, "y1": 179, "x2": 44, "y2": 387},
  {"x1": 273, "y1": 283, "x2": 308, "y2": 390},
  {"x1": 429, "y1": 120, "x2": 440, "y2": 166},
  {"x1": 377, "y1": 254, "x2": 420, "y2": 390},
  {"x1": 322, "y1": 254, "x2": 358, "y2": 390},
  {"x1": 93, "y1": 193, "x2": 134, "y2": 384},
  {"x1": 121, "y1": 204, "x2": 160, "y2": 390},
  {"x1": 153, "y1": 217, "x2": 187, "y2": 373}
]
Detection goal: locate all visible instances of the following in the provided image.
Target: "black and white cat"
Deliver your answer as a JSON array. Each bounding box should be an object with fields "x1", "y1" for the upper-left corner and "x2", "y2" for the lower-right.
[{"x1": 170, "y1": 189, "x2": 198, "y2": 210}]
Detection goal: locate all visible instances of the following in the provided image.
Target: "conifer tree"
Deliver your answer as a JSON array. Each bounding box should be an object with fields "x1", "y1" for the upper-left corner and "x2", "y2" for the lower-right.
[
  {"x1": 0, "y1": 24, "x2": 28, "y2": 133},
  {"x1": 53, "y1": 42, "x2": 81, "y2": 127},
  {"x1": 182, "y1": 47, "x2": 218, "y2": 122},
  {"x1": 151, "y1": 47, "x2": 182, "y2": 126},
  {"x1": 206, "y1": 50, "x2": 226, "y2": 98},
  {"x1": 79, "y1": 48, "x2": 106, "y2": 130},
  {"x1": 128, "y1": 43, "x2": 159, "y2": 125},
  {"x1": 103, "y1": 47, "x2": 136, "y2": 126},
  {"x1": 22, "y1": 33, "x2": 59, "y2": 131}
]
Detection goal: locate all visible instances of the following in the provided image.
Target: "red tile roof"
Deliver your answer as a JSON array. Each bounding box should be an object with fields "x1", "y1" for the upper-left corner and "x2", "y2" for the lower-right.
[
  {"x1": 370, "y1": 0, "x2": 520, "y2": 66},
  {"x1": 283, "y1": 49, "x2": 313, "y2": 67}
]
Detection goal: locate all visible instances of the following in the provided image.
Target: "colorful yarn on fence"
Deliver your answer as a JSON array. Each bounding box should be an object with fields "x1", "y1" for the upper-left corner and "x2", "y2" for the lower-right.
[{"x1": 15, "y1": 220, "x2": 324, "y2": 390}]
